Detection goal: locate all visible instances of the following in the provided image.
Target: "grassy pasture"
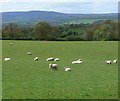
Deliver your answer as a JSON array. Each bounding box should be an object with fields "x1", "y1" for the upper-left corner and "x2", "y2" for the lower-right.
[
  {"x1": 65, "y1": 19, "x2": 106, "y2": 24},
  {"x1": 2, "y1": 40, "x2": 118, "y2": 99}
]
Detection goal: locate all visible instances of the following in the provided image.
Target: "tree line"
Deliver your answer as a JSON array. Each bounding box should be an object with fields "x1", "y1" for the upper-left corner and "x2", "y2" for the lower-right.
[{"x1": 2, "y1": 20, "x2": 119, "y2": 41}]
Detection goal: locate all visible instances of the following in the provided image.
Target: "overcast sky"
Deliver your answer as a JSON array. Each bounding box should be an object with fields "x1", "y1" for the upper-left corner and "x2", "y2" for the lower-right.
[{"x1": 0, "y1": 0, "x2": 119, "y2": 14}]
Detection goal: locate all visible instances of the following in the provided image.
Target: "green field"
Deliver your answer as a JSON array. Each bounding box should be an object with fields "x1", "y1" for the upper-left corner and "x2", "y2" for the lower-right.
[
  {"x1": 65, "y1": 19, "x2": 106, "y2": 24},
  {"x1": 2, "y1": 40, "x2": 118, "y2": 99}
]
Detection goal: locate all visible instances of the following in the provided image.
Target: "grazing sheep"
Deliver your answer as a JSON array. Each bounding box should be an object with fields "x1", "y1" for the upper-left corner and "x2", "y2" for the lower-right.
[
  {"x1": 4, "y1": 58, "x2": 11, "y2": 61},
  {"x1": 72, "y1": 60, "x2": 83, "y2": 64},
  {"x1": 113, "y1": 60, "x2": 117, "y2": 64},
  {"x1": 27, "y1": 52, "x2": 32, "y2": 55},
  {"x1": 49, "y1": 63, "x2": 58, "y2": 69},
  {"x1": 46, "y1": 57, "x2": 54, "y2": 61},
  {"x1": 10, "y1": 43, "x2": 13, "y2": 46},
  {"x1": 54, "y1": 58, "x2": 59, "y2": 61},
  {"x1": 34, "y1": 57, "x2": 39, "y2": 61},
  {"x1": 64, "y1": 67, "x2": 71, "y2": 71},
  {"x1": 105, "y1": 60, "x2": 112, "y2": 64}
]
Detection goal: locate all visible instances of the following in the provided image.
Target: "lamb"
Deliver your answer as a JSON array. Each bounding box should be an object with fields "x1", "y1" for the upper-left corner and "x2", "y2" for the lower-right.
[
  {"x1": 49, "y1": 63, "x2": 58, "y2": 69},
  {"x1": 34, "y1": 57, "x2": 39, "y2": 61},
  {"x1": 27, "y1": 52, "x2": 32, "y2": 55},
  {"x1": 64, "y1": 67, "x2": 71, "y2": 71},
  {"x1": 4, "y1": 58, "x2": 11, "y2": 61},
  {"x1": 54, "y1": 58, "x2": 59, "y2": 61},
  {"x1": 105, "y1": 60, "x2": 112, "y2": 64},
  {"x1": 46, "y1": 57, "x2": 54, "y2": 61},
  {"x1": 113, "y1": 60, "x2": 117, "y2": 64}
]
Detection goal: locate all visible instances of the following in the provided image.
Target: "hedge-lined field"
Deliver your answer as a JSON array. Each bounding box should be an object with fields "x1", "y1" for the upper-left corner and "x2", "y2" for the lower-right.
[{"x1": 2, "y1": 40, "x2": 118, "y2": 99}]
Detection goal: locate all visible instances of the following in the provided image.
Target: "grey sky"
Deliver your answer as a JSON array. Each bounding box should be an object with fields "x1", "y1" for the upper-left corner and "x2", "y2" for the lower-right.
[{"x1": 1, "y1": 2, "x2": 118, "y2": 14}]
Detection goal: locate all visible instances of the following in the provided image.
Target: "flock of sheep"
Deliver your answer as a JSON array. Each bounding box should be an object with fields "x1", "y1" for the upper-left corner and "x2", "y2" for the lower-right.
[
  {"x1": 4, "y1": 42, "x2": 118, "y2": 72},
  {"x1": 47, "y1": 58, "x2": 84, "y2": 71},
  {"x1": 30, "y1": 51, "x2": 72, "y2": 71},
  {"x1": 105, "y1": 60, "x2": 117, "y2": 64}
]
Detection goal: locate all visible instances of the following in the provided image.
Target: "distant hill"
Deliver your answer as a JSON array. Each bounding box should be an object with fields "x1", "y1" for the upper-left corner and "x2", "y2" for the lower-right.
[{"x1": 1, "y1": 10, "x2": 118, "y2": 26}]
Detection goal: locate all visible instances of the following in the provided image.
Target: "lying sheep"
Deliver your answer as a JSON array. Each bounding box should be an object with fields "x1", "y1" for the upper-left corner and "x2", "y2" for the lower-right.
[
  {"x1": 49, "y1": 63, "x2": 58, "y2": 69},
  {"x1": 4, "y1": 58, "x2": 11, "y2": 61},
  {"x1": 27, "y1": 52, "x2": 32, "y2": 55},
  {"x1": 34, "y1": 57, "x2": 39, "y2": 61},
  {"x1": 105, "y1": 60, "x2": 112, "y2": 64},
  {"x1": 72, "y1": 58, "x2": 83, "y2": 64},
  {"x1": 72, "y1": 59, "x2": 83, "y2": 64},
  {"x1": 46, "y1": 57, "x2": 54, "y2": 61},
  {"x1": 54, "y1": 58, "x2": 59, "y2": 61},
  {"x1": 64, "y1": 67, "x2": 71, "y2": 71},
  {"x1": 113, "y1": 60, "x2": 117, "y2": 64}
]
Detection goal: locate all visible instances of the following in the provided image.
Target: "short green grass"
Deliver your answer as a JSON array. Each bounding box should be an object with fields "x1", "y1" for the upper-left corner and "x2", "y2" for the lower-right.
[{"x1": 2, "y1": 40, "x2": 118, "y2": 99}]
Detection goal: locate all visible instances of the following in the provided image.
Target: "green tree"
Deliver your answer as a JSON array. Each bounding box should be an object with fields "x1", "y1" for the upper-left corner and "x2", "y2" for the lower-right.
[
  {"x1": 83, "y1": 20, "x2": 119, "y2": 41},
  {"x1": 93, "y1": 21, "x2": 118, "y2": 41},
  {"x1": 51, "y1": 26, "x2": 61, "y2": 40},
  {"x1": 33, "y1": 21, "x2": 53, "y2": 40},
  {"x1": 2, "y1": 23, "x2": 19, "y2": 40}
]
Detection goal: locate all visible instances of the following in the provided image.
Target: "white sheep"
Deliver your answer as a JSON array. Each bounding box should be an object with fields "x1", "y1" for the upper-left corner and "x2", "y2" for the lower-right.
[
  {"x1": 4, "y1": 58, "x2": 11, "y2": 61},
  {"x1": 46, "y1": 57, "x2": 54, "y2": 61},
  {"x1": 113, "y1": 60, "x2": 117, "y2": 64},
  {"x1": 34, "y1": 57, "x2": 39, "y2": 61},
  {"x1": 49, "y1": 63, "x2": 58, "y2": 69},
  {"x1": 64, "y1": 67, "x2": 71, "y2": 71},
  {"x1": 72, "y1": 60, "x2": 83, "y2": 64},
  {"x1": 27, "y1": 52, "x2": 32, "y2": 55},
  {"x1": 10, "y1": 43, "x2": 13, "y2": 46},
  {"x1": 105, "y1": 60, "x2": 112, "y2": 64},
  {"x1": 54, "y1": 58, "x2": 59, "y2": 61}
]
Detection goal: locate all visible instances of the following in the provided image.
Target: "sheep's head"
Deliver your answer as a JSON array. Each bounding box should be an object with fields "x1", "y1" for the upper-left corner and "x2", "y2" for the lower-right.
[
  {"x1": 49, "y1": 63, "x2": 52, "y2": 68},
  {"x1": 64, "y1": 67, "x2": 66, "y2": 70}
]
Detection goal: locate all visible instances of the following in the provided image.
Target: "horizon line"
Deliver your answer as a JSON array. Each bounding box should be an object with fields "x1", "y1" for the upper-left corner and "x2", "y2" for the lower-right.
[{"x1": 0, "y1": 10, "x2": 118, "y2": 14}]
